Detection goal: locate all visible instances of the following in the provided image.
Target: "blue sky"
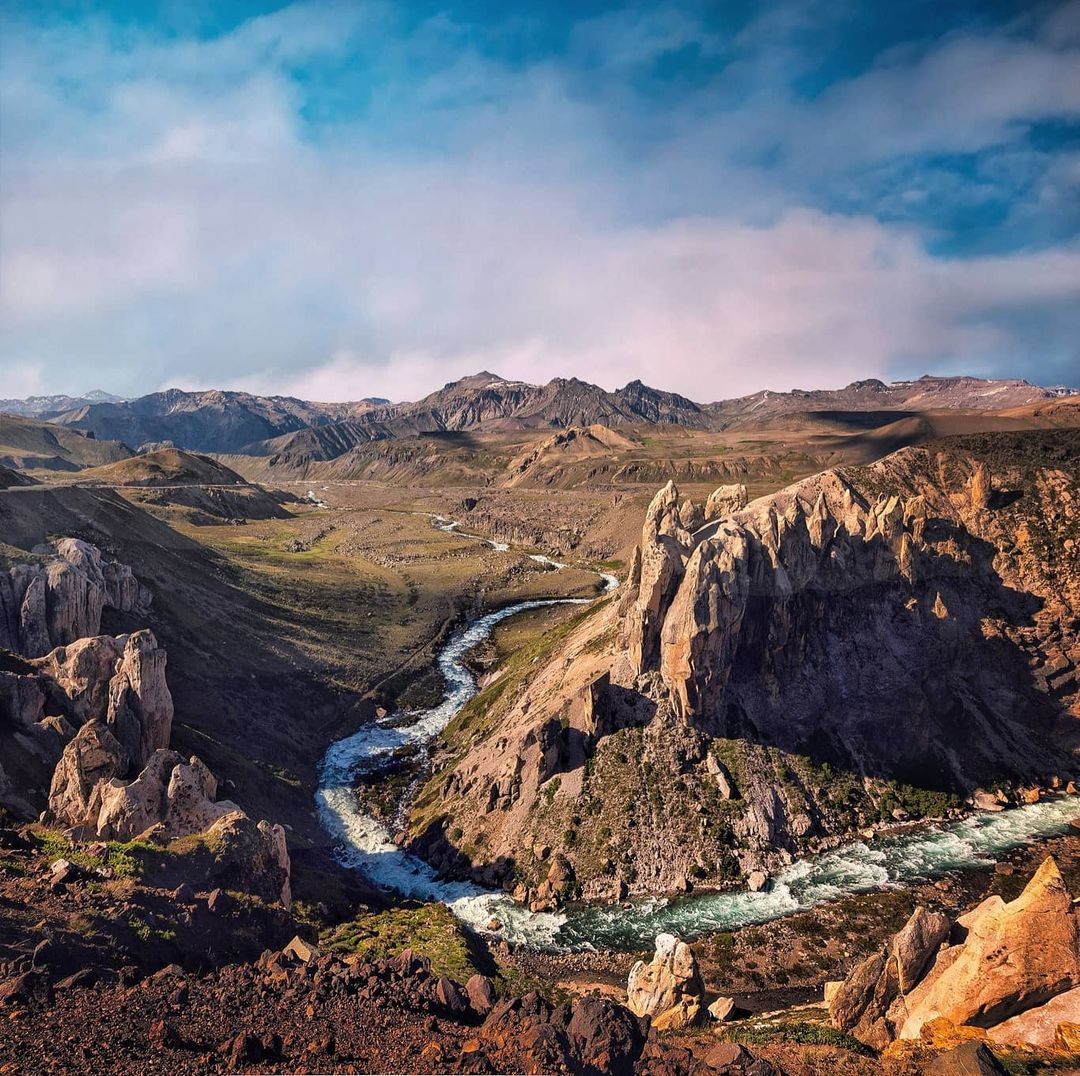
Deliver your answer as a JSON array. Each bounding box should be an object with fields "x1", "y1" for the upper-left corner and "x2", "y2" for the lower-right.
[{"x1": 1, "y1": 0, "x2": 1077, "y2": 401}]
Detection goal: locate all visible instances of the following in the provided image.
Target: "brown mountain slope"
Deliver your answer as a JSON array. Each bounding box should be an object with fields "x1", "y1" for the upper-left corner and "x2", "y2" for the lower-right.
[
  {"x1": 74, "y1": 447, "x2": 249, "y2": 486},
  {"x1": 0, "y1": 413, "x2": 133, "y2": 472}
]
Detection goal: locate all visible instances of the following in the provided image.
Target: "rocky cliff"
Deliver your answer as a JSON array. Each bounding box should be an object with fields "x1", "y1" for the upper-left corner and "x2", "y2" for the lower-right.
[
  {"x1": 409, "y1": 431, "x2": 1080, "y2": 903},
  {"x1": 0, "y1": 538, "x2": 149, "y2": 658},
  {"x1": 0, "y1": 538, "x2": 291, "y2": 908}
]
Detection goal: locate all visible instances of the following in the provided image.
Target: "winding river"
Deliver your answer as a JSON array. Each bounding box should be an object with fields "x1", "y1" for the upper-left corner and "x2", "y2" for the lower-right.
[{"x1": 316, "y1": 519, "x2": 1079, "y2": 952}]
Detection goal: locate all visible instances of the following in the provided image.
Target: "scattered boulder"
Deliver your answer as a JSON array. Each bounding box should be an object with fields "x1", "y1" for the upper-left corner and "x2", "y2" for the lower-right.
[
  {"x1": 747, "y1": 871, "x2": 768, "y2": 893},
  {"x1": 707, "y1": 995, "x2": 736, "y2": 1022},
  {"x1": 926, "y1": 1041, "x2": 1007, "y2": 1076},
  {"x1": 565, "y1": 995, "x2": 646, "y2": 1076},
  {"x1": 626, "y1": 933, "x2": 704, "y2": 1029},
  {"x1": 466, "y1": 974, "x2": 497, "y2": 1016}
]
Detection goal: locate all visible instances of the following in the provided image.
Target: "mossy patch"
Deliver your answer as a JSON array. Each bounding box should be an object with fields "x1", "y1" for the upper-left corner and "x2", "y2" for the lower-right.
[{"x1": 323, "y1": 902, "x2": 481, "y2": 982}]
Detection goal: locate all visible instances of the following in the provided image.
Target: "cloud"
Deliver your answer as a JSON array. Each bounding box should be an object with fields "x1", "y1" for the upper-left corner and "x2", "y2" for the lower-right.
[{"x1": 0, "y1": 1, "x2": 1078, "y2": 400}]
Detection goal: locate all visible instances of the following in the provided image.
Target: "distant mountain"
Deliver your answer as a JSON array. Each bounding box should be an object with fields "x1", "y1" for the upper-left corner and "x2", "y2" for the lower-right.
[
  {"x1": 50, "y1": 388, "x2": 388, "y2": 454},
  {"x1": 0, "y1": 413, "x2": 133, "y2": 472},
  {"x1": 713, "y1": 375, "x2": 1071, "y2": 425},
  {"x1": 0, "y1": 389, "x2": 126, "y2": 417},
  {"x1": 43, "y1": 372, "x2": 1077, "y2": 456},
  {"x1": 386, "y1": 371, "x2": 706, "y2": 431}
]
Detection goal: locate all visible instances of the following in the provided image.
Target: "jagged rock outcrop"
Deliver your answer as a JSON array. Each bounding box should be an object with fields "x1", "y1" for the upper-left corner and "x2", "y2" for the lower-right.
[
  {"x1": 0, "y1": 630, "x2": 172, "y2": 819},
  {"x1": 0, "y1": 539, "x2": 149, "y2": 658},
  {"x1": 104, "y1": 630, "x2": 173, "y2": 766},
  {"x1": 831, "y1": 858, "x2": 1080, "y2": 1050},
  {"x1": 46, "y1": 720, "x2": 130, "y2": 828},
  {"x1": 626, "y1": 934, "x2": 705, "y2": 1030},
  {"x1": 620, "y1": 481, "x2": 691, "y2": 673},
  {"x1": 617, "y1": 454, "x2": 1077, "y2": 788},
  {"x1": 898, "y1": 858, "x2": 1080, "y2": 1036},
  {"x1": 705, "y1": 484, "x2": 747, "y2": 521}
]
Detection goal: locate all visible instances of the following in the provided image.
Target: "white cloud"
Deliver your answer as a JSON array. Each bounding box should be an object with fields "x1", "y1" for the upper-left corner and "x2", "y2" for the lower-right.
[{"x1": 1, "y1": 2, "x2": 1078, "y2": 401}]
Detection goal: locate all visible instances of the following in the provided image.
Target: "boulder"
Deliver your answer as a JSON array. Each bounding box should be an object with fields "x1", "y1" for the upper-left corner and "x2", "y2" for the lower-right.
[
  {"x1": 926, "y1": 1041, "x2": 1006, "y2": 1076},
  {"x1": 626, "y1": 933, "x2": 704, "y2": 1029},
  {"x1": 899, "y1": 858, "x2": 1080, "y2": 1035},
  {"x1": 565, "y1": 995, "x2": 646, "y2": 1076},
  {"x1": 708, "y1": 995, "x2": 736, "y2": 1022},
  {"x1": 893, "y1": 906, "x2": 950, "y2": 993},
  {"x1": 204, "y1": 812, "x2": 293, "y2": 910},
  {"x1": 466, "y1": 974, "x2": 497, "y2": 1016}
]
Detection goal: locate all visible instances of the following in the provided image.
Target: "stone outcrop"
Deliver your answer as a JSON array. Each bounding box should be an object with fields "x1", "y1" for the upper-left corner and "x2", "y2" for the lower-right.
[
  {"x1": 617, "y1": 454, "x2": 1076, "y2": 789},
  {"x1": 619, "y1": 482, "x2": 691, "y2": 673},
  {"x1": 626, "y1": 934, "x2": 705, "y2": 1029},
  {"x1": 705, "y1": 484, "x2": 747, "y2": 521},
  {"x1": 0, "y1": 539, "x2": 149, "y2": 658},
  {"x1": 897, "y1": 858, "x2": 1080, "y2": 1035},
  {"x1": 0, "y1": 630, "x2": 172, "y2": 819},
  {"x1": 46, "y1": 720, "x2": 130, "y2": 828},
  {"x1": 831, "y1": 858, "x2": 1080, "y2": 1050},
  {"x1": 104, "y1": 630, "x2": 173, "y2": 767}
]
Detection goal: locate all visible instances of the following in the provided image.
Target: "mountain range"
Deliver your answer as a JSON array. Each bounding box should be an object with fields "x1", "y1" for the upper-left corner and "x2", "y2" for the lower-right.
[{"x1": 13, "y1": 371, "x2": 1073, "y2": 459}]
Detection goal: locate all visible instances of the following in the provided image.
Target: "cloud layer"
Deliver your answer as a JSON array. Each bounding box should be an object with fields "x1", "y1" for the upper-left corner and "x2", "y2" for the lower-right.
[{"x1": 1, "y1": 1, "x2": 1078, "y2": 401}]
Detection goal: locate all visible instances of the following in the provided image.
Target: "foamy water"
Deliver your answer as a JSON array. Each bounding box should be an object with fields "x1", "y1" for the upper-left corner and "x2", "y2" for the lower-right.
[{"x1": 316, "y1": 517, "x2": 1078, "y2": 951}]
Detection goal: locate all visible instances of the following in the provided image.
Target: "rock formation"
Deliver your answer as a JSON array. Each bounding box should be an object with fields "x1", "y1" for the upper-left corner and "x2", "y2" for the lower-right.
[
  {"x1": 0, "y1": 539, "x2": 149, "y2": 658},
  {"x1": 1, "y1": 629, "x2": 172, "y2": 819},
  {"x1": 830, "y1": 857, "x2": 1080, "y2": 1050},
  {"x1": 0, "y1": 536, "x2": 291, "y2": 908},
  {"x1": 626, "y1": 934, "x2": 705, "y2": 1030}
]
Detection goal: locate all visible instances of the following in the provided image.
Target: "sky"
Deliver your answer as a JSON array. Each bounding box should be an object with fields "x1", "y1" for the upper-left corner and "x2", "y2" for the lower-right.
[{"x1": 1, "y1": 0, "x2": 1078, "y2": 403}]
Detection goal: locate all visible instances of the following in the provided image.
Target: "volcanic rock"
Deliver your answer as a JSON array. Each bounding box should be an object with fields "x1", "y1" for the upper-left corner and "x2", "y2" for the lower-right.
[
  {"x1": 898, "y1": 857, "x2": 1080, "y2": 1035},
  {"x1": 626, "y1": 933, "x2": 704, "y2": 1029}
]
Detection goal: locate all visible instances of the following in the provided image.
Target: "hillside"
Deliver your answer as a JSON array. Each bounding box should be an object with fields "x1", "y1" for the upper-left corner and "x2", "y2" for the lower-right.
[
  {"x1": 0, "y1": 412, "x2": 133, "y2": 471},
  {"x1": 408, "y1": 428, "x2": 1080, "y2": 904},
  {"x1": 75, "y1": 447, "x2": 249, "y2": 486},
  {"x1": 0, "y1": 465, "x2": 37, "y2": 489}
]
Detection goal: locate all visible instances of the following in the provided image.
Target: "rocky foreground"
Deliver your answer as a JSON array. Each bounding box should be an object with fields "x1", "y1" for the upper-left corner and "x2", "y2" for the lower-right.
[{"x1": 0, "y1": 941, "x2": 786, "y2": 1075}]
